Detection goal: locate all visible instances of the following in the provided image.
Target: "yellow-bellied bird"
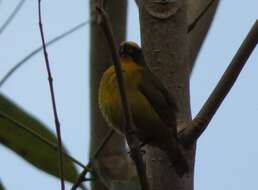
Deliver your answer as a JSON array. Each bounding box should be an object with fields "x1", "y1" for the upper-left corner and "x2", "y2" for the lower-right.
[{"x1": 98, "y1": 41, "x2": 188, "y2": 176}]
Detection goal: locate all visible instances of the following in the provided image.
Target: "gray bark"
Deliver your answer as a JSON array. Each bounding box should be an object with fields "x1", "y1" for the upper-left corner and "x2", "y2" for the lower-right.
[
  {"x1": 138, "y1": 1, "x2": 192, "y2": 189},
  {"x1": 136, "y1": 0, "x2": 219, "y2": 190}
]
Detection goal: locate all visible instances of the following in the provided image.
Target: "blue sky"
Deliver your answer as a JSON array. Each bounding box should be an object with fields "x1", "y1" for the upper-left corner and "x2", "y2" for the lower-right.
[{"x1": 0, "y1": 1, "x2": 257, "y2": 189}]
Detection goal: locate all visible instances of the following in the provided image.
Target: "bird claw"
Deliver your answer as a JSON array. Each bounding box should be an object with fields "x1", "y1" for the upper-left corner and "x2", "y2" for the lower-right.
[
  {"x1": 127, "y1": 142, "x2": 146, "y2": 155},
  {"x1": 140, "y1": 149, "x2": 146, "y2": 155}
]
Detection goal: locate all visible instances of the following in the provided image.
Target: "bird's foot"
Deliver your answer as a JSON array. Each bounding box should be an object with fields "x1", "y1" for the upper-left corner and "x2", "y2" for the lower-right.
[{"x1": 127, "y1": 142, "x2": 146, "y2": 155}]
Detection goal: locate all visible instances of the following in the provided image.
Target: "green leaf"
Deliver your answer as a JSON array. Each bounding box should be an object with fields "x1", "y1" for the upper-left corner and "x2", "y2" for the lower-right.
[
  {"x1": 0, "y1": 180, "x2": 5, "y2": 190},
  {"x1": 0, "y1": 93, "x2": 78, "y2": 183}
]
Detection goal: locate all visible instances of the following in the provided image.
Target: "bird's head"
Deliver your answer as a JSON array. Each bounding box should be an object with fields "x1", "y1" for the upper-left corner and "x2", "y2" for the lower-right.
[{"x1": 119, "y1": 41, "x2": 142, "y2": 62}]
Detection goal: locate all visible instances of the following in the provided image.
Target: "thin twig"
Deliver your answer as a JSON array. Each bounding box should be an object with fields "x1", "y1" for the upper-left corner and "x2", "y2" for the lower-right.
[
  {"x1": 0, "y1": 20, "x2": 89, "y2": 88},
  {"x1": 180, "y1": 20, "x2": 258, "y2": 146},
  {"x1": 187, "y1": 0, "x2": 217, "y2": 33},
  {"x1": 0, "y1": 110, "x2": 89, "y2": 170},
  {"x1": 92, "y1": 129, "x2": 115, "y2": 159},
  {"x1": 83, "y1": 178, "x2": 97, "y2": 182},
  {"x1": 38, "y1": 1, "x2": 65, "y2": 189},
  {"x1": 95, "y1": 6, "x2": 150, "y2": 190},
  {"x1": 0, "y1": 0, "x2": 26, "y2": 35},
  {"x1": 71, "y1": 129, "x2": 115, "y2": 190}
]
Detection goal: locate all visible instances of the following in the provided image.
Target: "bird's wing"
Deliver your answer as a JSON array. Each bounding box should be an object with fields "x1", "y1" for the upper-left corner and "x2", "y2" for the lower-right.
[{"x1": 138, "y1": 69, "x2": 178, "y2": 131}]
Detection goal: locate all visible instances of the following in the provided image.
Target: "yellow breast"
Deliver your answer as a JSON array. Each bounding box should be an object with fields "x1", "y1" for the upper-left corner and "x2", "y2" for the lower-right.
[{"x1": 98, "y1": 58, "x2": 143, "y2": 133}]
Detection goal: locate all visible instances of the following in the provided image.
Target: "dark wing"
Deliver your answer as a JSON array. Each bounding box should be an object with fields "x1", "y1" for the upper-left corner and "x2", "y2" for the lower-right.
[{"x1": 138, "y1": 69, "x2": 178, "y2": 131}]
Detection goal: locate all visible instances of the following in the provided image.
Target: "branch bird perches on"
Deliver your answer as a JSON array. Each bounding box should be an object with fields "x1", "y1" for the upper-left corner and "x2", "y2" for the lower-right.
[{"x1": 179, "y1": 20, "x2": 258, "y2": 146}]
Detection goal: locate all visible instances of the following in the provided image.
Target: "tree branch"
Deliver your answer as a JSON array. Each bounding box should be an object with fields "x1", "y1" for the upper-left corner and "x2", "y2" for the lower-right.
[
  {"x1": 187, "y1": 0, "x2": 217, "y2": 33},
  {"x1": 71, "y1": 129, "x2": 114, "y2": 190},
  {"x1": 188, "y1": 0, "x2": 220, "y2": 71},
  {"x1": 0, "y1": 0, "x2": 26, "y2": 35},
  {"x1": 95, "y1": 6, "x2": 150, "y2": 190},
  {"x1": 0, "y1": 20, "x2": 89, "y2": 88},
  {"x1": 38, "y1": 1, "x2": 65, "y2": 189},
  {"x1": 180, "y1": 20, "x2": 258, "y2": 147}
]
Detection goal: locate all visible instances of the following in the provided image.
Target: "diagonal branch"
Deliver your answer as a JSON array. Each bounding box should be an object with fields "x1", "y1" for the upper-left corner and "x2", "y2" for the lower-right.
[
  {"x1": 0, "y1": 0, "x2": 26, "y2": 35},
  {"x1": 188, "y1": 0, "x2": 220, "y2": 71},
  {"x1": 38, "y1": 1, "x2": 65, "y2": 189},
  {"x1": 187, "y1": 0, "x2": 217, "y2": 33},
  {"x1": 179, "y1": 20, "x2": 258, "y2": 147},
  {"x1": 71, "y1": 129, "x2": 115, "y2": 190},
  {"x1": 0, "y1": 110, "x2": 89, "y2": 170},
  {"x1": 95, "y1": 6, "x2": 149, "y2": 190},
  {"x1": 0, "y1": 20, "x2": 89, "y2": 88}
]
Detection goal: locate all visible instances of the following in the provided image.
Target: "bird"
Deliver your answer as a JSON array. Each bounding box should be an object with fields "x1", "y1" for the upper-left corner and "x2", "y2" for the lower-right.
[{"x1": 98, "y1": 41, "x2": 189, "y2": 176}]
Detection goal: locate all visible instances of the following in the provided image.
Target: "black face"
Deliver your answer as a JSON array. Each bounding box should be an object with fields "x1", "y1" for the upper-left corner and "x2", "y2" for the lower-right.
[{"x1": 119, "y1": 42, "x2": 142, "y2": 60}]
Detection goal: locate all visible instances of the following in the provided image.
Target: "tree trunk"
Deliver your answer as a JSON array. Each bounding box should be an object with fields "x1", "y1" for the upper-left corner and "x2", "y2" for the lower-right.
[
  {"x1": 138, "y1": 1, "x2": 193, "y2": 190},
  {"x1": 136, "y1": 0, "x2": 219, "y2": 190}
]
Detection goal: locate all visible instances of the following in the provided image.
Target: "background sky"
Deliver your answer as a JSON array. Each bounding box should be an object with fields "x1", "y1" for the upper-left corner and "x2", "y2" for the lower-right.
[{"x1": 0, "y1": 1, "x2": 257, "y2": 190}]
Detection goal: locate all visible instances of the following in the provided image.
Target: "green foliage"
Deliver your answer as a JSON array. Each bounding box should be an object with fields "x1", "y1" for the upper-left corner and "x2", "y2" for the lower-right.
[
  {"x1": 0, "y1": 93, "x2": 78, "y2": 183},
  {"x1": 0, "y1": 180, "x2": 5, "y2": 190}
]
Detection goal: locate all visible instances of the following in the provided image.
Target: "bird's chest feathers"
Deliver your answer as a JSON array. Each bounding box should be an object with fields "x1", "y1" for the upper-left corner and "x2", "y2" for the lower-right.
[{"x1": 99, "y1": 61, "x2": 144, "y2": 128}]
